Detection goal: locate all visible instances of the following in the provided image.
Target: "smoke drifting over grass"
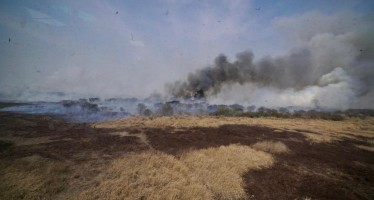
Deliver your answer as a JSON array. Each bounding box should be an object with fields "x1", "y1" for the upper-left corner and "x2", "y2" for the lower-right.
[{"x1": 167, "y1": 12, "x2": 374, "y2": 109}]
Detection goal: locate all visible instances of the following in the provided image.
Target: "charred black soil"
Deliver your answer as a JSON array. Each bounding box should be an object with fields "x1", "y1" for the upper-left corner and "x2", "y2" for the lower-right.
[{"x1": 0, "y1": 109, "x2": 373, "y2": 200}]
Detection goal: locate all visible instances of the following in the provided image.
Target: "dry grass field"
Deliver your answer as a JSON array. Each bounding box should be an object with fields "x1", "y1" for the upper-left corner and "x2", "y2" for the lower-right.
[
  {"x1": 78, "y1": 145, "x2": 273, "y2": 200},
  {"x1": 0, "y1": 108, "x2": 374, "y2": 199}
]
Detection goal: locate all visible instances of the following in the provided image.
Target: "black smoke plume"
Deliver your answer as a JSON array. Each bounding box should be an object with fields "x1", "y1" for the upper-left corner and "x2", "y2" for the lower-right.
[{"x1": 166, "y1": 12, "x2": 374, "y2": 109}]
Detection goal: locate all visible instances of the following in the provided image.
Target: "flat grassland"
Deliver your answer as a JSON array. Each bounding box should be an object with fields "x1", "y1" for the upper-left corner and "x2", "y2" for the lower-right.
[{"x1": 0, "y1": 110, "x2": 373, "y2": 199}]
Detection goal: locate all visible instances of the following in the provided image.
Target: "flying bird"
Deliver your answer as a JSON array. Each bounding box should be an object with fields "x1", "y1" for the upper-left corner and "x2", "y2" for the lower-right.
[
  {"x1": 8, "y1": 38, "x2": 11, "y2": 43},
  {"x1": 165, "y1": 9, "x2": 169, "y2": 16},
  {"x1": 116, "y1": 11, "x2": 119, "y2": 15}
]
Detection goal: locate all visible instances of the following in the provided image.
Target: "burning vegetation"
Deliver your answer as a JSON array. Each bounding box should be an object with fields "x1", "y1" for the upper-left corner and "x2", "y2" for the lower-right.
[{"x1": 165, "y1": 12, "x2": 374, "y2": 110}]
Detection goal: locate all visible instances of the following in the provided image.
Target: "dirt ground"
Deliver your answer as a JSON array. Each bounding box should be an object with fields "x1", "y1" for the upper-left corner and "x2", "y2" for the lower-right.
[{"x1": 0, "y1": 104, "x2": 373, "y2": 199}]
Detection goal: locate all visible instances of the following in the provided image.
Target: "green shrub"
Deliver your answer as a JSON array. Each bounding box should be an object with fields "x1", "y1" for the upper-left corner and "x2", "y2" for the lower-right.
[{"x1": 212, "y1": 108, "x2": 235, "y2": 116}]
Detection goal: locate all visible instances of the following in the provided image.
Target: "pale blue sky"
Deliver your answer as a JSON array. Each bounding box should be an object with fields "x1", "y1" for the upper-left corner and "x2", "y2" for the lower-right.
[{"x1": 0, "y1": 0, "x2": 373, "y2": 100}]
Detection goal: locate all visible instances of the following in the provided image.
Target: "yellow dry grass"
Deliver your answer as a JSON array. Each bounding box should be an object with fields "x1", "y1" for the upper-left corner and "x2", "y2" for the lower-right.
[
  {"x1": 77, "y1": 144, "x2": 273, "y2": 200},
  {"x1": 251, "y1": 141, "x2": 290, "y2": 154},
  {"x1": 301, "y1": 132, "x2": 336, "y2": 143},
  {"x1": 109, "y1": 131, "x2": 153, "y2": 149},
  {"x1": 94, "y1": 116, "x2": 374, "y2": 143},
  {"x1": 180, "y1": 144, "x2": 273, "y2": 199},
  {"x1": 78, "y1": 151, "x2": 211, "y2": 200},
  {"x1": 0, "y1": 155, "x2": 69, "y2": 200}
]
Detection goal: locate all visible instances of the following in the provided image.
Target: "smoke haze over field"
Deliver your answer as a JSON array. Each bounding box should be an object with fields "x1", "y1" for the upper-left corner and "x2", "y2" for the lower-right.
[
  {"x1": 168, "y1": 11, "x2": 374, "y2": 109},
  {"x1": 0, "y1": 0, "x2": 373, "y2": 109}
]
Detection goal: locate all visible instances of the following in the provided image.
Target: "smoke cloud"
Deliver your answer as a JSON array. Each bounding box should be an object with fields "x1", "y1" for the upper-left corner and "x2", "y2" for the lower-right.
[{"x1": 167, "y1": 12, "x2": 374, "y2": 109}]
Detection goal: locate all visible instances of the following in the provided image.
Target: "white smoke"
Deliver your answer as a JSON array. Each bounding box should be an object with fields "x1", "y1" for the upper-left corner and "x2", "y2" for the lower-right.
[{"x1": 207, "y1": 67, "x2": 360, "y2": 110}]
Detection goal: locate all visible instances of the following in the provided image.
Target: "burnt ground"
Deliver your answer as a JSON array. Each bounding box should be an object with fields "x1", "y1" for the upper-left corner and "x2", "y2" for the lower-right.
[
  {"x1": 0, "y1": 107, "x2": 373, "y2": 199},
  {"x1": 132, "y1": 126, "x2": 374, "y2": 200}
]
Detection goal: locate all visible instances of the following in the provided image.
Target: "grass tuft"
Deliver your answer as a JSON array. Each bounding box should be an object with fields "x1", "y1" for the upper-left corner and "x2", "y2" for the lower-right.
[{"x1": 251, "y1": 141, "x2": 290, "y2": 154}]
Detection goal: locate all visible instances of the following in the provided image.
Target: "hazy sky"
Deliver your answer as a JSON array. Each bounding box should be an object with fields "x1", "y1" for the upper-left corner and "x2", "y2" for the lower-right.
[{"x1": 0, "y1": 0, "x2": 373, "y2": 101}]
